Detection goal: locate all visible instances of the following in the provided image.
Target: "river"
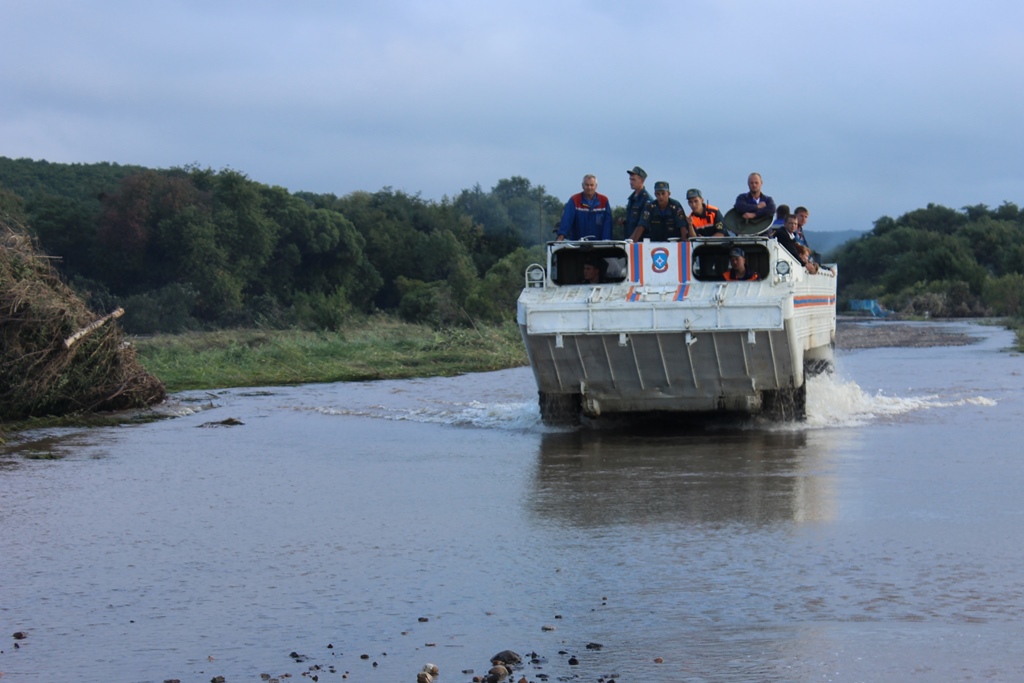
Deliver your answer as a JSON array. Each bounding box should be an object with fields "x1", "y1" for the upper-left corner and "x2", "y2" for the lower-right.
[{"x1": 1, "y1": 321, "x2": 1022, "y2": 682}]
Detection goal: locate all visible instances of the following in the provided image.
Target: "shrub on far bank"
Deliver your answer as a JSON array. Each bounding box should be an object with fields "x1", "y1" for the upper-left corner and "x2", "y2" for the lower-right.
[
  {"x1": 889, "y1": 280, "x2": 989, "y2": 318},
  {"x1": 119, "y1": 283, "x2": 200, "y2": 334},
  {"x1": 396, "y1": 277, "x2": 469, "y2": 328},
  {"x1": 983, "y1": 273, "x2": 1024, "y2": 317}
]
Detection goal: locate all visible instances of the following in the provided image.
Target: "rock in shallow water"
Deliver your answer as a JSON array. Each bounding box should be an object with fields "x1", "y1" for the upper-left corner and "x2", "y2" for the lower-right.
[{"x1": 490, "y1": 650, "x2": 522, "y2": 666}]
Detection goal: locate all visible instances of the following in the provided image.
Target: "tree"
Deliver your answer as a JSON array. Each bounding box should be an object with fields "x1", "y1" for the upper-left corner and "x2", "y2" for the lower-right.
[
  {"x1": 26, "y1": 195, "x2": 100, "y2": 281},
  {"x1": 895, "y1": 203, "x2": 967, "y2": 235},
  {"x1": 257, "y1": 185, "x2": 381, "y2": 320},
  {"x1": 0, "y1": 188, "x2": 27, "y2": 226},
  {"x1": 335, "y1": 188, "x2": 483, "y2": 314},
  {"x1": 466, "y1": 246, "x2": 544, "y2": 323}
]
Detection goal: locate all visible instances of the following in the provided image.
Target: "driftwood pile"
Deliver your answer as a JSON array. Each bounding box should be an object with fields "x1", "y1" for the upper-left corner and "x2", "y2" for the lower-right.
[{"x1": 1, "y1": 220, "x2": 165, "y2": 420}]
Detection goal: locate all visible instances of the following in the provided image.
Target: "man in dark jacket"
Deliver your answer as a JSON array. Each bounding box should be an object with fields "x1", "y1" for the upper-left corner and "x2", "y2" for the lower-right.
[
  {"x1": 775, "y1": 214, "x2": 819, "y2": 274},
  {"x1": 621, "y1": 166, "x2": 652, "y2": 239},
  {"x1": 632, "y1": 181, "x2": 695, "y2": 242},
  {"x1": 734, "y1": 172, "x2": 776, "y2": 222}
]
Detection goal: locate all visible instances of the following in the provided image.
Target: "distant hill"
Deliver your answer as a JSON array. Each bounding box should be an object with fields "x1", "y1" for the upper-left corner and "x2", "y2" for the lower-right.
[{"x1": 807, "y1": 229, "x2": 864, "y2": 257}]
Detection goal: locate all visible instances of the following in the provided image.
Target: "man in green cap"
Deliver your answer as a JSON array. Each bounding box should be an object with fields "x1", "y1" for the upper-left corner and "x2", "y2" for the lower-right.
[
  {"x1": 620, "y1": 166, "x2": 652, "y2": 239},
  {"x1": 686, "y1": 188, "x2": 728, "y2": 237},
  {"x1": 631, "y1": 181, "x2": 695, "y2": 242}
]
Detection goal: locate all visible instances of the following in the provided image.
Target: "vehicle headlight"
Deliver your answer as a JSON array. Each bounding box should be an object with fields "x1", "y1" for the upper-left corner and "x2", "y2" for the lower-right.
[{"x1": 526, "y1": 264, "x2": 546, "y2": 287}]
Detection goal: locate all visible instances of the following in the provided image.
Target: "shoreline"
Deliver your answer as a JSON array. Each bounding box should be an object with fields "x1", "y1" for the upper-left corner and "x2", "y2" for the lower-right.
[{"x1": 835, "y1": 318, "x2": 983, "y2": 350}]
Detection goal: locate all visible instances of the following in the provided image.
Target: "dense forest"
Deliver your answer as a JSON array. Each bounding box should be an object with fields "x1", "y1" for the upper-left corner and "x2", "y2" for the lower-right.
[
  {"x1": 829, "y1": 202, "x2": 1024, "y2": 318},
  {"x1": 2, "y1": 156, "x2": 1022, "y2": 333}
]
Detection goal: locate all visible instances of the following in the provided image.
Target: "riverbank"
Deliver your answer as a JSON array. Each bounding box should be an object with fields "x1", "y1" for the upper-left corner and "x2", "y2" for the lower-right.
[
  {"x1": 835, "y1": 318, "x2": 986, "y2": 350},
  {"x1": 133, "y1": 318, "x2": 528, "y2": 393}
]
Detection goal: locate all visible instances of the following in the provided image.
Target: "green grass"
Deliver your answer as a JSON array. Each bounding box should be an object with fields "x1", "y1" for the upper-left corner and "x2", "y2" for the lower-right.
[
  {"x1": 976, "y1": 317, "x2": 1024, "y2": 352},
  {"x1": 133, "y1": 317, "x2": 529, "y2": 393},
  {"x1": 1007, "y1": 318, "x2": 1024, "y2": 352}
]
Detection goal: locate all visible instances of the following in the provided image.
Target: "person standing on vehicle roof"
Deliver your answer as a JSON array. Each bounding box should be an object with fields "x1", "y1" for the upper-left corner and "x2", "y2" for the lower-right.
[
  {"x1": 771, "y1": 204, "x2": 790, "y2": 232},
  {"x1": 686, "y1": 188, "x2": 728, "y2": 236},
  {"x1": 620, "y1": 166, "x2": 652, "y2": 239},
  {"x1": 775, "y1": 214, "x2": 819, "y2": 274},
  {"x1": 557, "y1": 174, "x2": 613, "y2": 241},
  {"x1": 734, "y1": 172, "x2": 776, "y2": 222},
  {"x1": 632, "y1": 181, "x2": 696, "y2": 242},
  {"x1": 793, "y1": 206, "x2": 811, "y2": 247}
]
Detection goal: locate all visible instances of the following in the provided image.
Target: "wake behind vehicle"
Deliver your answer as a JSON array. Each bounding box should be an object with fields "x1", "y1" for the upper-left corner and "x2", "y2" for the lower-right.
[{"x1": 517, "y1": 235, "x2": 837, "y2": 425}]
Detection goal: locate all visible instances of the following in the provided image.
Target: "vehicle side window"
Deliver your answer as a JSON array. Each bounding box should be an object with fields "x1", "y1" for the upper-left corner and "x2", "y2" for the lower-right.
[
  {"x1": 552, "y1": 248, "x2": 628, "y2": 285},
  {"x1": 692, "y1": 245, "x2": 769, "y2": 281}
]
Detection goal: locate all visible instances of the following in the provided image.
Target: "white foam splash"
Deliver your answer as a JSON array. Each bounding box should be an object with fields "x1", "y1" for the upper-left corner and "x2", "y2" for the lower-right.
[
  {"x1": 805, "y1": 373, "x2": 997, "y2": 428},
  {"x1": 299, "y1": 370, "x2": 997, "y2": 432}
]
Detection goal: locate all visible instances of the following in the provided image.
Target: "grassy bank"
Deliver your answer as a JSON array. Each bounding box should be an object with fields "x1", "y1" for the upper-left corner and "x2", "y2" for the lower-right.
[
  {"x1": 1008, "y1": 318, "x2": 1024, "y2": 351},
  {"x1": 133, "y1": 317, "x2": 529, "y2": 393}
]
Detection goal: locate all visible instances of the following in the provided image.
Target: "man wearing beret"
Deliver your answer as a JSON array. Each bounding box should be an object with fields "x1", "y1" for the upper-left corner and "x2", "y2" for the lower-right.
[
  {"x1": 631, "y1": 181, "x2": 695, "y2": 242},
  {"x1": 686, "y1": 188, "x2": 728, "y2": 237},
  {"x1": 621, "y1": 166, "x2": 652, "y2": 239}
]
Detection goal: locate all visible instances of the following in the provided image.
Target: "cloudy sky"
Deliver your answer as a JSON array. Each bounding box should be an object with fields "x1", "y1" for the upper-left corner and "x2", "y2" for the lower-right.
[{"x1": 3, "y1": 0, "x2": 1022, "y2": 232}]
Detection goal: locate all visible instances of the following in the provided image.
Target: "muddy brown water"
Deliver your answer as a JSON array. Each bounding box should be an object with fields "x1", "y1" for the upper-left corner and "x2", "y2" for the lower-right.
[{"x1": 2, "y1": 321, "x2": 1023, "y2": 682}]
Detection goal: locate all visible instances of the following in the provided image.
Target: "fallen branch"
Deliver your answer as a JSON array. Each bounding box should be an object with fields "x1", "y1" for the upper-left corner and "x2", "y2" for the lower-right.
[{"x1": 64, "y1": 308, "x2": 125, "y2": 349}]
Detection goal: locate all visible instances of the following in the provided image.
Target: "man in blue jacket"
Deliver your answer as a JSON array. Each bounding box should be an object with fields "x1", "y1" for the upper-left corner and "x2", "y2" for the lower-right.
[{"x1": 557, "y1": 174, "x2": 613, "y2": 241}]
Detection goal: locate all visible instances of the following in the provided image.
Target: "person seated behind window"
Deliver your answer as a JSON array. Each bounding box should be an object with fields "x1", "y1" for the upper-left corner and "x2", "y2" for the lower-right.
[
  {"x1": 581, "y1": 256, "x2": 608, "y2": 284},
  {"x1": 723, "y1": 247, "x2": 759, "y2": 281}
]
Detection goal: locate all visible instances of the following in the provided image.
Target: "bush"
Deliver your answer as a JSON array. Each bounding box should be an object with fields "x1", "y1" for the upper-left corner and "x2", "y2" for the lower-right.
[
  {"x1": 983, "y1": 273, "x2": 1024, "y2": 317},
  {"x1": 396, "y1": 277, "x2": 468, "y2": 328},
  {"x1": 119, "y1": 283, "x2": 199, "y2": 334},
  {"x1": 894, "y1": 280, "x2": 989, "y2": 318},
  {"x1": 289, "y1": 287, "x2": 354, "y2": 331}
]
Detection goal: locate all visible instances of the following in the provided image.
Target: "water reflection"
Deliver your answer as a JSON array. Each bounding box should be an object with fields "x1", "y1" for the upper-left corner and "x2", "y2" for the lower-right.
[{"x1": 531, "y1": 425, "x2": 839, "y2": 527}]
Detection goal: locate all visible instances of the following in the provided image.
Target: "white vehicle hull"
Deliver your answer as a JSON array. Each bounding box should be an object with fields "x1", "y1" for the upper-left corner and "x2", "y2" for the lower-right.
[{"x1": 517, "y1": 238, "x2": 836, "y2": 423}]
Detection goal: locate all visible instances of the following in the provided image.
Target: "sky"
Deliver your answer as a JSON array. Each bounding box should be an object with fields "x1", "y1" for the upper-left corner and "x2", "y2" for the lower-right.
[{"x1": 3, "y1": 0, "x2": 1023, "y2": 233}]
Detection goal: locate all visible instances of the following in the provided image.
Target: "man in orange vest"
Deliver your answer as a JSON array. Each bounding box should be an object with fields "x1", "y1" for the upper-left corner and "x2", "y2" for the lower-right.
[
  {"x1": 686, "y1": 188, "x2": 728, "y2": 236},
  {"x1": 723, "y1": 247, "x2": 759, "y2": 281}
]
